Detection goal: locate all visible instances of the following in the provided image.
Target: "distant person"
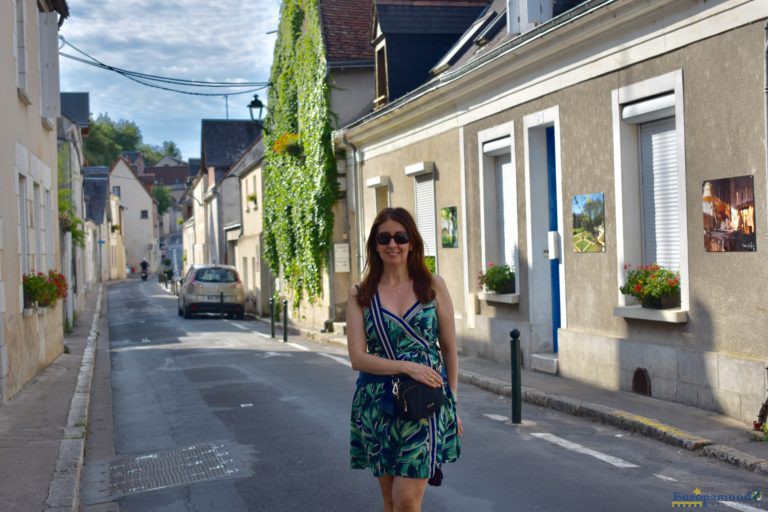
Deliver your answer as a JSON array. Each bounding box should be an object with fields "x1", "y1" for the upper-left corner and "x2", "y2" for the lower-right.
[
  {"x1": 140, "y1": 260, "x2": 149, "y2": 272},
  {"x1": 347, "y1": 207, "x2": 462, "y2": 512}
]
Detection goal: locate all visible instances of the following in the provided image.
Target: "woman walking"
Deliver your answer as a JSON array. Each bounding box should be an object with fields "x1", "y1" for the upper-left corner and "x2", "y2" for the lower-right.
[{"x1": 348, "y1": 207, "x2": 462, "y2": 512}]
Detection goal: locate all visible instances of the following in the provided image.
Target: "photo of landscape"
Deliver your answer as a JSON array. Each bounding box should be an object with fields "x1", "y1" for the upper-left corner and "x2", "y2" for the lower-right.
[{"x1": 572, "y1": 193, "x2": 605, "y2": 253}]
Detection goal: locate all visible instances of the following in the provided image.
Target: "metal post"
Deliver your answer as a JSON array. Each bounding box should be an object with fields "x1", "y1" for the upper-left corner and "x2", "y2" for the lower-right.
[
  {"x1": 282, "y1": 300, "x2": 288, "y2": 343},
  {"x1": 510, "y1": 329, "x2": 522, "y2": 424},
  {"x1": 220, "y1": 292, "x2": 224, "y2": 319},
  {"x1": 269, "y1": 298, "x2": 275, "y2": 338}
]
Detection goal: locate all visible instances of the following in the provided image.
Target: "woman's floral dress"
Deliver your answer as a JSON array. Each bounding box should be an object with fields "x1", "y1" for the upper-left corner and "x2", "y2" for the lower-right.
[{"x1": 350, "y1": 291, "x2": 460, "y2": 479}]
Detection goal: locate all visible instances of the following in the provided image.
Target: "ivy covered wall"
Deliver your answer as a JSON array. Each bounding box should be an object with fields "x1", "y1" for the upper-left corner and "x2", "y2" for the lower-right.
[{"x1": 263, "y1": 0, "x2": 338, "y2": 304}]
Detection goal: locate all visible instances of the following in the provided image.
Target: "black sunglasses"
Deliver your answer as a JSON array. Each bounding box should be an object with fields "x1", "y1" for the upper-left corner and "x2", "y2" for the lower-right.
[{"x1": 375, "y1": 231, "x2": 410, "y2": 245}]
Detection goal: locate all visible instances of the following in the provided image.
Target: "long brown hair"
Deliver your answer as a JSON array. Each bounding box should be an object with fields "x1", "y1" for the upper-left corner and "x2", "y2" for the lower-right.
[{"x1": 356, "y1": 207, "x2": 435, "y2": 308}]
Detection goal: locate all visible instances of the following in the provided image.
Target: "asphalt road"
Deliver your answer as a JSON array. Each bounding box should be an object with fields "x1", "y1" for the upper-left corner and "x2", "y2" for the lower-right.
[{"x1": 81, "y1": 279, "x2": 768, "y2": 512}]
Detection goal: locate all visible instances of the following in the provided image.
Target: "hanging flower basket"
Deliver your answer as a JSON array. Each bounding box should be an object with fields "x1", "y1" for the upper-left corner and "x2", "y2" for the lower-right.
[{"x1": 272, "y1": 132, "x2": 303, "y2": 157}]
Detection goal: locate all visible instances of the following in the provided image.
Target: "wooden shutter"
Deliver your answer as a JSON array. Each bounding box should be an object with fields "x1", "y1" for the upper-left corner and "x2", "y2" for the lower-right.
[
  {"x1": 38, "y1": 12, "x2": 60, "y2": 118},
  {"x1": 415, "y1": 175, "x2": 436, "y2": 256},
  {"x1": 639, "y1": 117, "x2": 679, "y2": 270},
  {"x1": 495, "y1": 153, "x2": 516, "y2": 270}
]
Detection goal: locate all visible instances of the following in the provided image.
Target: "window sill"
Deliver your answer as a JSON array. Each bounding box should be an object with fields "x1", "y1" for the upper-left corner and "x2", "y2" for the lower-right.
[
  {"x1": 613, "y1": 305, "x2": 687, "y2": 323},
  {"x1": 17, "y1": 87, "x2": 32, "y2": 105},
  {"x1": 478, "y1": 292, "x2": 519, "y2": 304}
]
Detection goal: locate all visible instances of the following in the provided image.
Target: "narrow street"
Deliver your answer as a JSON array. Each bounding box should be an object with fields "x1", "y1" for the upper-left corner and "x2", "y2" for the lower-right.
[{"x1": 79, "y1": 280, "x2": 767, "y2": 512}]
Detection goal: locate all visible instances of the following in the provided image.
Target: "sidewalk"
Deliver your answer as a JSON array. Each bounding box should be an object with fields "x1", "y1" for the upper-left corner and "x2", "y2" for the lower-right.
[
  {"x1": 0, "y1": 286, "x2": 103, "y2": 512},
  {"x1": 276, "y1": 319, "x2": 768, "y2": 478}
]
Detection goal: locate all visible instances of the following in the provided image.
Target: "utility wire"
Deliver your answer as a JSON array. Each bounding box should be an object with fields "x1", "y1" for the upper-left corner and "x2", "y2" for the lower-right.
[{"x1": 59, "y1": 36, "x2": 270, "y2": 97}]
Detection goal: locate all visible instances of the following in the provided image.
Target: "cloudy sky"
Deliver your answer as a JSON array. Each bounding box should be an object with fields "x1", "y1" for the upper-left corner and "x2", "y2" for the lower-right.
[{"x1": 59, "y1": 0, "x2": 281, "y2": 161}]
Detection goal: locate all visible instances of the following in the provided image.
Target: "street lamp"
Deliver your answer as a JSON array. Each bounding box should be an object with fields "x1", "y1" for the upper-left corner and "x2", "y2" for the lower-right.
[{"x1": 248, "y1": 94, "x2": 264, "y2": 121}]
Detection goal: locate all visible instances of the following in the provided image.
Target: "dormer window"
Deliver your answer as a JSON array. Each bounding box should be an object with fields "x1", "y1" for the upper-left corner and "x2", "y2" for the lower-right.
[
  {"x1": 375, "y1": 46, "x2": 388, "y2": 109},
  {"x1": 432, "y1": 11, "x2": 498, "y2": 75}
]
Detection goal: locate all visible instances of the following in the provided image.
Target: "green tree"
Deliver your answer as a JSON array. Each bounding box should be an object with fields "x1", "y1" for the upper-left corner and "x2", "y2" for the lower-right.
[
  {"x1": 153, "y1": 185, "x2": 173, "y2": 216},
  {"x1": 162, "y1": 140, "x2": 182, "y2": 160},
  {"x1": 83, "y1": 113, "x2": 181, "y2": 167}
]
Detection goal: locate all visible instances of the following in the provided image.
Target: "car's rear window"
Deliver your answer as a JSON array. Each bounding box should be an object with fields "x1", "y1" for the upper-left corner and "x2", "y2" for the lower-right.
[{"x1": 194, "y1": 268, "x2": 238, "y2": 283}]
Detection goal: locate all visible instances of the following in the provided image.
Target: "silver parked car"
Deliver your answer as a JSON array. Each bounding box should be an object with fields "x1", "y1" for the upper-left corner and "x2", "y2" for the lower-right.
[{"x1": 178, "y1": 264, "x2": 245, "y2": 319}]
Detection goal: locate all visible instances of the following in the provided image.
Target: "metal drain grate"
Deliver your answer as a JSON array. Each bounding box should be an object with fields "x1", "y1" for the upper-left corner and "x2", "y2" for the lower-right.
[{"x1": 108, "y1": 441, "x2": 242, "y2": 496}]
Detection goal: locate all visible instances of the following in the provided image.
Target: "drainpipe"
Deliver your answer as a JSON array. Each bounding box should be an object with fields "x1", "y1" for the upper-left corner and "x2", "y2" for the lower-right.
[{"x1": 342, "y1": 133, "x2": 364, "y2": 280}]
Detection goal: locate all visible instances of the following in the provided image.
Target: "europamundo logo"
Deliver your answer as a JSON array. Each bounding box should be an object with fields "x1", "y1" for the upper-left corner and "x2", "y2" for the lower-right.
[{"x1": 671, "y1": 488, "x2": 762, "y2": 508}]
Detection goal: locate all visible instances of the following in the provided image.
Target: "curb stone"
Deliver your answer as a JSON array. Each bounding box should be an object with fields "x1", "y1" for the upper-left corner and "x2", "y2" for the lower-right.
[
  {"x1": 44, "y1": 285, "x2": 104, "y2": 512},
  {"x1": 457, "y1": 368, "x2": 768, "y2": 477}
]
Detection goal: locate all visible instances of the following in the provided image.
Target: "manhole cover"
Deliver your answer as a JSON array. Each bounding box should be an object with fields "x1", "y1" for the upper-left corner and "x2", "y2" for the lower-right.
[{"x1": 82, "y1": 440, "x2": 252, "y2": 503}]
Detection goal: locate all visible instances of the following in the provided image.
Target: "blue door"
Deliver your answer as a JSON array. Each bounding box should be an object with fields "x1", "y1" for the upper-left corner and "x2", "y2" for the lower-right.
[{"x1": 546, "y1": 127, "x2": 561, "y2": 352}]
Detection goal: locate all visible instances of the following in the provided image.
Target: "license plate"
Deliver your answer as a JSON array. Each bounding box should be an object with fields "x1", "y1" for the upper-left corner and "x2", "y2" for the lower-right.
[{"x1": 207, "y1": 295, "x2": 222, "y2": 301}]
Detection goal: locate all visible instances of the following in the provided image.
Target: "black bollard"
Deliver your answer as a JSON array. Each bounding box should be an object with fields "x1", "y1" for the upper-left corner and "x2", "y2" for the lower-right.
[
  {"x1": 220, "y1": 292, "x2": 224, "y2": 319},
  {"x1": 269, "y1": 298, "x2": 275, "y2": 338},
  {"x1": 510, "y1": 329, "x2": 522, "y2": 424},
  {"x1": 282, "y1": 300, "x2": 288, "y2": 343}
]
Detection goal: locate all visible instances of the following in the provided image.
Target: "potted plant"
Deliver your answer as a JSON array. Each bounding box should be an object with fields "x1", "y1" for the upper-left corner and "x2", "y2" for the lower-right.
[
  {"x1": 246, "y1": 193, "x2": 258, "y2": 208},
  {"x1": 620, "y1": 264, "x2": 680, "y2": 309},
  {"x1": 22, "y1": 271, "x2": 67, "y2": 309},
  {"x1": 478, "y1": 263, "x2": 515, "y2": 294}
]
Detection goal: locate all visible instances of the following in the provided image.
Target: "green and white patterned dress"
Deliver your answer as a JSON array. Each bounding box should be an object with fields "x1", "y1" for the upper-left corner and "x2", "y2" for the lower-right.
[{"x1": 350, "y1": 290, "x2": 460, "y2": 480}]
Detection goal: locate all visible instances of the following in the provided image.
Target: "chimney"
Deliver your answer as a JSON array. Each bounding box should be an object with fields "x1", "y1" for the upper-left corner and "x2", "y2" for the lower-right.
[{"x1": 508, "y1": 0, "x2": 554, "y2": 35}]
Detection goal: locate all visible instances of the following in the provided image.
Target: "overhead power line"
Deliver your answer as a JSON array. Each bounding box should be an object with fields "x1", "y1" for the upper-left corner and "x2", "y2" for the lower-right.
[{"x1": 59, "y1": 36, "x2": 270, "y2": 97}]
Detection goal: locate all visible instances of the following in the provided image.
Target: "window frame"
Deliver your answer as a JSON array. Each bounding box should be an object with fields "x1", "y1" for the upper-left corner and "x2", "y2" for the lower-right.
[
  {"x1": 405, "y1": 162, "x2": 437, "y2": 271},
  {"x1": 141, "y1": 209, "x2": 149, "y2": 219},
  {"x1": 612, "y1": 70, "x2": 689, "y2": 318},
  {"x1": 477, "y1": 122, "x2": 519, "y2": 295}
]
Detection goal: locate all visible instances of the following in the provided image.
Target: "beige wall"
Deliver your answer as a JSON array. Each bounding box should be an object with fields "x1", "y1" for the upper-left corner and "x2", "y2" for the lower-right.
[
  {"x1": 343, "y1": 5, "x2": 768, "y2": 420},
  {"x1": 113, "y1": 160, "x2": 158, "y2": 272},
  {"x1": 359, "y1": 129, "x2": 466, "y2": 314},
  {"x1": 330, "y1": 68, "x2": 375, "y2": 129},
  {"x1": 237, "y1": 164, "x2": 271, "y2": 315},
  {"x1": 1, "y1": 0, "x2": 64, "y2": 401}
]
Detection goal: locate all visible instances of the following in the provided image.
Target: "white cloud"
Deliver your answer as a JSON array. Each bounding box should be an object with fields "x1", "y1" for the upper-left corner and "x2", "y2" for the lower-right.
[{"x1": 60, "y1": 0, "x2": 280, "y2": 160}]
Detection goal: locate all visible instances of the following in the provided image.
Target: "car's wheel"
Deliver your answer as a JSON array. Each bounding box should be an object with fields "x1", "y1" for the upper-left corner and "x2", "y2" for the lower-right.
[
  {"x1": 236, "y1": 310, "x2": 245, "y2": 320},
  {"x1": 183, "y1": 304, "x2": 191, "y2": 319},
  {"x1": 177, "y1": 301, "x2": 183, "y2": 316}
]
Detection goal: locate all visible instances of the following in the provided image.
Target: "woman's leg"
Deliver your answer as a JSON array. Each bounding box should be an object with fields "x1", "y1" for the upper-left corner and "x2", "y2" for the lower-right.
[
  {"x1": 378, "y1": 476, "x2": 395, "y2": 512},
  {"x1": 391, "y1": 476, "x2": 429, "y2": 512}
]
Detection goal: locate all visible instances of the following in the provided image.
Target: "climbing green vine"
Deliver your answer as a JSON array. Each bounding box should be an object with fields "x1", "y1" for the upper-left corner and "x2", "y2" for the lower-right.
[{"x1": 263, "y1": 0, "x2": 338, "y2": 304}]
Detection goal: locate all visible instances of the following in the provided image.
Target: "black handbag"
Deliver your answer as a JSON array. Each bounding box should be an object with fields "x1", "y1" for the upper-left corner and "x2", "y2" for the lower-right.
[{"x1": 392, "y1": 375, "x2": 445, "y2": 421}]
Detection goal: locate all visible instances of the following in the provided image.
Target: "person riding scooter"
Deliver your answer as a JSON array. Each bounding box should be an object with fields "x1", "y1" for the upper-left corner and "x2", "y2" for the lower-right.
[{"x1": 140, "y1": 260, "x2": 149, "y2": 281}]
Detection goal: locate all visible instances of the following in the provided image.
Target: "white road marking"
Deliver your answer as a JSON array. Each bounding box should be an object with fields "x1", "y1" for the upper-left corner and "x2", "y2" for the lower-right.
[
  {"x1": 256, "y1": 351, "x2": 293, "y2": 358},
  {"x1": 483, "y1": 414, "x2": 509, "y2": 422},
  {"x1": 240, "y1": 403, "x2": 253, "y2": 408},
  {"x1": 229, "y1": 322, "x2": 249, "y2": 331},
  {"x1": 720, "y1": 501, "x2": 765, "y2": 512},
  {"x1": 318, "y1": 352, "x2": 352, "y2": 367},
  {"x1": 252, "y1": 331, "x2": 273, "y2": 339},
  {"x1": 287, "y1": 342, "x2": 310, "y2": 351},
  {"x1": 531, "y1": 433, "x2": 639, "y2": 468},
  {"x1": 654, "y1": 474, "x2": 677, "y2": 482}
]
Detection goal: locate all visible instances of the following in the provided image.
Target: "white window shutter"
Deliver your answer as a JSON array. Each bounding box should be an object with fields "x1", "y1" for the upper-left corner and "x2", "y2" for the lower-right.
[
  {"x1": 38, "y1": 12, "x2": 60, "y2": 118},
  {"x1": 415, "y1": 175, "x2": 436, "y2": 257},
  {"x1": 495, "y1": 153, "x2": 516, "y2": 270},
  {"x1": 639, "y1": 117, "x2": 679, "y2": 270}
]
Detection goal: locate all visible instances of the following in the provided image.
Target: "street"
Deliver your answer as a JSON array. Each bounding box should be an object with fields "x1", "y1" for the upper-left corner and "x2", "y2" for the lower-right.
[{"x1": 80, "y1": 279, "x2": 767, "y2": 512}]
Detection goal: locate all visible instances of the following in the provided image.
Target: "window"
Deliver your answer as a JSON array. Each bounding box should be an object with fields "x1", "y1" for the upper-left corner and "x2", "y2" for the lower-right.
[
  {"x1": 45, "y1": 189, "x2": 53, "y2": 269},
  {"x1": 613, "y1": 71, "x2": 689, "y2": 316},
  {"x1": 366, "y1": 176, "x2": 390, "y2": 214},
  {"x1": 33, "y1": 183, "x2": 42, "y2": 272},
  {"x1": 112, "y1": 186, "x2": 121, "y2": 197},
  {"x1": 18, "y1": 175, "x2": 29, "y2": 274},
  {"x1": 141, "y1": 210, "x2": 149, "y2": 219},
  {"x1": 14, "y1": 0, "x2": 28, "y2": 95},
  {"x1": 375, "y1": 46, "x2": 388, "y2": 108},
  {"x1": 405, "y1": 162, "x2": 437, "y2": 265},
  {"x1": 478, "y1": 123, "x2": 518, "y2": 292},
  {"x1": 195, "y1": 268, "x2": 238, "y2": 283}
]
